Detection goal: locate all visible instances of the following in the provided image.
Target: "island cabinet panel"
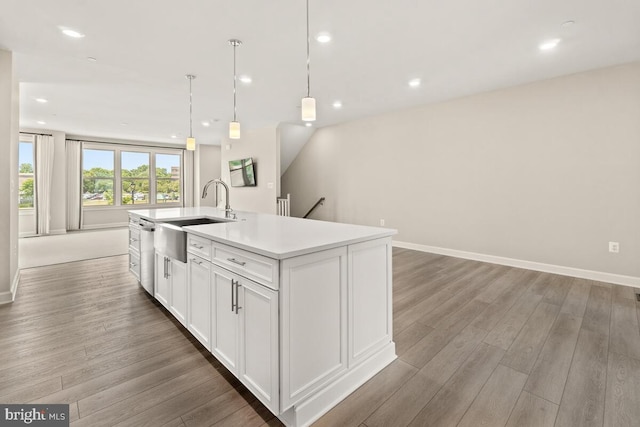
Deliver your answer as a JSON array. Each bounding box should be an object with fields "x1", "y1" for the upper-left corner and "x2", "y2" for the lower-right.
[
  {"x1": 187, "y1": 255, "x2": 212, "y2": 350},
  {"x1": 211, "y1": 265, "x2": 239, "y2": 374},
  {"x1": 154, "y1": 251, "x2": 170, "y2": 308},
  {"x1": 348, "y1": 237, "x2": 393, "y2": 366},
  {"x1": 280, "y1": 246, "x2": 348, "y2": 411},
  {"x1": 239, "y1": 275, "x2": 280, "y2": 413},
  {"x1": 169, "y1": 260, "x2": 187, "y2": 326}
]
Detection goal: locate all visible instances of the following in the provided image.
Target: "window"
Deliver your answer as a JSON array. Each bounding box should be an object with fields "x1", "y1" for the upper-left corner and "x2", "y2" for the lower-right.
[
  {"x1": 83, "y1": 149, "x2": 115, "y2": 206},
  {"x1": 156, "y1": 154, "x2": 181, "y2": 204},
  {"x1": 81, "y1": 143, "x2": 182, "y2": 209},
  {"x1": 18, "y1": 139, "x2": 35, "y2": 209},
  {"x1": 122, "y1": 151, "x2": 150, "y2": 205}
]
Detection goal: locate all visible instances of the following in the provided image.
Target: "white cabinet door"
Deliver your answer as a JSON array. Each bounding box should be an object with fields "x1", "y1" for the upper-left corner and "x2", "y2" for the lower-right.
[
  {"x1": 188, "y1": 256, "x2": 211, "y2": 350},
  {"x1": 239, "y1": 278, "x2": 279, "y2": 414},
  {"x1": 169, "y1": 259, "x2": 187, "y2": 326},
  {"x1": 280, "y1": 246, "x2": 348, "y2": 411},
  {"x1": 154, "y1": 251, "x2": 170, "y2": 308},
  {"x1": 211, "y1": 265, "x2": 239, "y2": 374},
  {"x1": 348, "y1": 237, "x2": 393, "y2": 366}
]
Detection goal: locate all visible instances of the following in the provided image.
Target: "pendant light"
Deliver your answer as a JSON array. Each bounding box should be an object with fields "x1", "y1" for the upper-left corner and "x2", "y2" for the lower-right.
[
  {"x1": 301, "y1": 0, "x2": 316, "y2": 121},
  {"x1": 185, "y1": 74, "x2": 196, "y2": 151},
  {"x1": 229, "y1": 39, "x2": 242, "y2": 139}
]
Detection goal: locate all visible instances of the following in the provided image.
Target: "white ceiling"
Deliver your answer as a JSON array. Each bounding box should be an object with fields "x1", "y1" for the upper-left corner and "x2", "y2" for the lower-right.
[{"x1": 1, "y1": 0, "x2": 639, "y2": 146}]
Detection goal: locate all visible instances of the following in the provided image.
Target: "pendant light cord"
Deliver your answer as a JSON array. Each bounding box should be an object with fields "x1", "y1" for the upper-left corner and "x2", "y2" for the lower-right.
[
  {"x1": 188, "y1": 76, "x2": 193, "y2": 138},
  {"x1": 306, "y1": 0, "x2": 311, "y2": 97},
  {"x1": 233, "y1": 43, "x2": 237, "y2": 122}
]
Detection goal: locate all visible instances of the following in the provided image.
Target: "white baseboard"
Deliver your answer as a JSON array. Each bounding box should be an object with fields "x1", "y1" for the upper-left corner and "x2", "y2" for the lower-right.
[
  {"x1": 393, "y1": 240, "x2": 640, "y2": 289},
  {"x1": 82, "y1": 222, "x2": 128, "y2": 230},
  {"x1": 0, "y1": 270, "x2": 20, "y2": 305}
]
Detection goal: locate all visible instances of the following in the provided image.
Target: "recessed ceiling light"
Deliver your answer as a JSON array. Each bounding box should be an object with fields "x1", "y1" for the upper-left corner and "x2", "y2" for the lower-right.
[
  {"x1": 60, "y1": 28, "x2": 85, "y2": 38},
  {"x1": 37, "y1": 120, "x2": 46, "y2": 125},
  {"x1": 35, "y1": 98, "x2": 48, "y2": 103},
  {"x1": 408, "y1": 78, "x2": 421, "y2": 88},
  {"x1": 332, "y1": 100, "x2": 342, "y2": 109},
  {"x1": 561, "y1": 20, "x2": 575, "y2": 28},
  {"x1": 171, "y1": 134, "x2": 177, "y2": 139},
  {"x1": 87, "y1": 57, "x2": 97, "y2": 62},
  {"x1": 539, "y1": 39, "x2": 561, "y2": 51},
  {"x1": 202, "y1": 121, "x2": 210, "y2": 127},
  {"x1": 316, "y1": 33, "x2": 332, "y2": 43},
  {"x1": 305, "y1": 122, "x2": 313, "y2": 127},
  {"x1": 239, "y1": 75, "x2": 252, "y2": 84}
]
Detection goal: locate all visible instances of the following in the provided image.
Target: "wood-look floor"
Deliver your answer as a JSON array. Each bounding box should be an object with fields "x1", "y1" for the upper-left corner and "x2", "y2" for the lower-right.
[{"x1": 1, "y1": 249, "x2": 639, "y2": 426}]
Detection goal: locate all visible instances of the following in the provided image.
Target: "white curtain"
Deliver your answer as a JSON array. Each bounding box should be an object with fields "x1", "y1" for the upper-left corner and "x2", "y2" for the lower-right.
[
  {"x1": 35, "y1": 134, "x2": 54, "y2": 235},
  {"x1": 183, "y1": 149, "x2": 195, "y2": 207},
  {"x1": 66, "y1": 140, "x2": 83, "y2": 230}
]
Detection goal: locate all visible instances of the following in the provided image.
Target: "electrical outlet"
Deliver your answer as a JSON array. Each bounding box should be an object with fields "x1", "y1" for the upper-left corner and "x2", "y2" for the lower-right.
[
  {"x1": 609, "y1": 241, "x2": 620, "y2": 253},
  {"x1": 380, "y1": 219, "x2": 385, "y2": 226}
]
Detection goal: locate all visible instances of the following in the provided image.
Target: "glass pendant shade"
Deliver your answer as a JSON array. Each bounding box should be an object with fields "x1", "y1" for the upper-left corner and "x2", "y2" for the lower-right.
[
  {"x1": 186, "y1": 137, "x2": 196, "y2": 151},
  {"x1": 229, "y1": 121, "x2": 240, "y2": 139},
  {"x1": 301, "y1": 96, "x2": 316, "y2": 121}
]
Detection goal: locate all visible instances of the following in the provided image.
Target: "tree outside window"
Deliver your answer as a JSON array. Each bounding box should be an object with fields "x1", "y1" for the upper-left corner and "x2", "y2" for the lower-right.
[
  {"x1": 121, "y1": 152, "x2": 150, "y2": 205},
  {"x1": 19, "y1": 142, "x2": 35, "y2": 209},
  {"x1": 156, "y1": 154, "x2": 181, "y2": 203},
  {"x1": 82, "y1": 149, "x2": 115, "y2": 206}
]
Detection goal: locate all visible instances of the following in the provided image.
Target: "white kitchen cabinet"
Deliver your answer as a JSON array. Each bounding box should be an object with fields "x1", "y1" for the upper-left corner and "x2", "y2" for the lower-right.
[
  {"x1": 211, "y1": 265, "x2": 239, "y2": 373},
  {"x1": 169, "y1": 260, "x2": 187, "y2": 326},
  {"x1": 240, "y1": 276, "x2": 279, "y2": 414},
  {"x1": 154, "y1": 251, "x2": 170, "y2": 308},
  {"x1": 187, "y1": 255, "x2": 211, "y2": 350},
  {"x1": 210, "y1": 264, "x2": 279, "y2": 413},
  {"x1": 280, "y1": 246, "x2": 348, "y2": 411},
  {"x1": 155, "y1": 251, "x2": 187, "y2": 326},
  {"x1": 129, "y1": 205, "x2": 396, "y2": 427}
]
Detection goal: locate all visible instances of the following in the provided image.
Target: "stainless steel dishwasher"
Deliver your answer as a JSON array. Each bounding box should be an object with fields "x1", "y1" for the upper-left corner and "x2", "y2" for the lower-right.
[{"x1": 138, "y1": 218, "x2": 155, "y2": 295}]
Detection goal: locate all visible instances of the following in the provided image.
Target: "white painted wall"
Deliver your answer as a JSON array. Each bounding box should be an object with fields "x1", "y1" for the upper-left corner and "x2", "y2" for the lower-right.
[
  {"x1": 220, "y1": 127, "x2": 279, "y2": 214},
  {"x1": 198, "y1": 144, "x2": 222, "y2": 207},
  {"x1": 282, "y1": 62, "x2": 640, "y2": 279},
  {"x1": 0, "y1": 49, "x2": 19, "y2": 303}
]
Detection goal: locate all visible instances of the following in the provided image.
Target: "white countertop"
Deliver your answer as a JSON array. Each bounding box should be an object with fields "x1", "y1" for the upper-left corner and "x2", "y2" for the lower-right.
[{"x1": 129, "y1": 207, "x2": 396, "y2": 259}]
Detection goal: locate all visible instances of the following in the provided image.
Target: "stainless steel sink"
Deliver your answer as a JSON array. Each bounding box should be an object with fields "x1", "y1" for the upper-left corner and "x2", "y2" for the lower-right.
[{"x1": 155, "y1": 217, "x2": 230, "y2": 262}]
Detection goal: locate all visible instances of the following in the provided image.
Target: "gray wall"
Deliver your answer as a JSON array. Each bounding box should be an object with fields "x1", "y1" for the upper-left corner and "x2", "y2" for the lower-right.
[
  {"x1": 282, "y1": 62, "x2": 640, "y2": 278},
  {"x1": 220, "y1": 127, "x2": 279, "y2": 214},
  {"x1": 0, "y1": 49, "x2": 19, "y2": 302},
  {"x1": 198, "y1": 144, "x2": 222, "y2": 207}
]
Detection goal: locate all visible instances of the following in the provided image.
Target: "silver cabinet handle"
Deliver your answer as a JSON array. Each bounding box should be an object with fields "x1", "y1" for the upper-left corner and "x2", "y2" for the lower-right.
[
  {"x1": 130, "y1": 262, "x2": 137, "y2": 267},
  {"x1": 235, "y1": 280, "x2": 241, "y2": 314},
  {"x1": 129, "y1": 238, "x2": 138, "y2": 243},
  {"x1": 231, "y1": 279, "x2": 236, "y2": 312},
  {"x1": 191, "y1": 243, "x2": 204, "y2": 249},
  {"x1": 190, "y1": 258, "x2": 203, "y2": 266},
  {"x1": 227, "y1": 258, "x2": 246, "y2": 267},
  {"x1": 163, "y1": 257, "x2": 168, "y2": 279}
]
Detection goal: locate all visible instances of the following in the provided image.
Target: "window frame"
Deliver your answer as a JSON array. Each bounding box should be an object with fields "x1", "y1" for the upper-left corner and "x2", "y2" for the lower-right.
[{"x1": 81, "y1": 142, "x2": 184, "y2": 211}]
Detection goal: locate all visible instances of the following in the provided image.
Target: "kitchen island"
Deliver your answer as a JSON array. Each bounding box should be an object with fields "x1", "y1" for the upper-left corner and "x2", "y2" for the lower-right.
[{"x1": 128, "y1": 207, "x2": 396, "y2": 427}]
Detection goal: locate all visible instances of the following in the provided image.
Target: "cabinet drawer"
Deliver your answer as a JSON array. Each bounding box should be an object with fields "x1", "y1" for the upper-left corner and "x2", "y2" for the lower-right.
[
  {"x1": 187, "y1": 235, "x2": 212, "y2": 259},
  {"x1": 129, "y1": 227, "x2": 141, "y2": 252},
  {"x1": 212, "y1": 243, "x2": 279, "y2": 290},
  {"x1": 129, "y1": 251, "x2": 141, "y2": 281}
]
